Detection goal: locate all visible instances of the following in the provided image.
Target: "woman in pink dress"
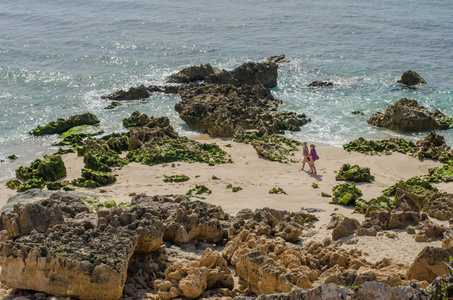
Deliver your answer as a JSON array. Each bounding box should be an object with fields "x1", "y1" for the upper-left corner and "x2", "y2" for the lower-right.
[{"x1": 309, "y1": 144, "x2": 318, "y2": 174}]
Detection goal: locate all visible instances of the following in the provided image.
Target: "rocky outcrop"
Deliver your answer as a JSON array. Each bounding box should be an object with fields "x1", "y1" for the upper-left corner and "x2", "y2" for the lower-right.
[
  {"x1": 175, "y1": 83, "x2": 309, "y2": 137},
  {"x1": 331, "y1": 217, "x2": 360, "y2": 240},
  {"x1": 397, "y1": 70, "x2": 426, "y2": 86},
  {"x1": 410, "y1": 131, "x2": 453, "y2": 161},
  {"x1": 204, "y1": 61, "x2": 278, "y2": 88},
  {"x1": 30, "y1": 112, "x2": 100, "y2": 136},
  {"x1": 423, "y1": 194, "x2": 453, "y2": 220},
  {"x1": 15, "y1": 154, "x2": 66, "y2": 182},
  {"x1": 122, "y1": 111, "x2": 171, "y2": 128},
  {"x1": 101, "y1": 84, "x2": 153, "y2": 100},
  {"x1": 166, "y1": 64, "x2": 220, "y2": 84},
  {"x1": 407, "y1": 246, "x2": 453, "y2": 282},
  {"x1": 229, "y1": 207, "x2": 317, "y2": 242},
  {"x1": 0, "y1": 192, "x2": 165, "y2": 299},
  {"x1": 367, "y1": 98, "x2": 452, "y2": 132},
  {"x1": 154, "y1": 248, "x2": 234, "y2": 299}
]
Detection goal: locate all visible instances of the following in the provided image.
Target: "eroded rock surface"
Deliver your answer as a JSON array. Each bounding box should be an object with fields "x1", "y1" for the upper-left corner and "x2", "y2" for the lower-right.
[{"x1": 368, "y1": 98, "x2": 452, "y2": 132}]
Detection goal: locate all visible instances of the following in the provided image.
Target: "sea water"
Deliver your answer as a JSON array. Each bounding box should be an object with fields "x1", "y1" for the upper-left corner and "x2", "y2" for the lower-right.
[{"x1": 1, "y1": 0, "x2": 452, "y2": 180}]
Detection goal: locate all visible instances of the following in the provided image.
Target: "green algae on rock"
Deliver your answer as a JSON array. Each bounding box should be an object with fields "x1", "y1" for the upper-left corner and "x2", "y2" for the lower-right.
[
  {"x1": 7, "y1": 154, "x2": 18, "y2": 160},
  {"x1": 16, "y1": 154, "x2": 67, "y2": 182},
  {"x1": 163, "y1": 175, "x2": 190, "y2": 182},
  {"x1": 30, "y1": 112, "x2": 100, "y2": 136},
  {"x1": 104, "y1": 101, "x2": 122, "y2": 109},
  {"x1": 80, "y1": 137, "x2": 129, "y2": 172},
  {"x1": 331, "y1": 183, "x2": 363, "y2": 206},
  {"x1": 186, "y1": 185, "x2": 212, "y2": 195},
  {"x1": 355, "y1": 196, "x2": 395, "y2": 214},
  {"x1": 234, "y1": 131, "x2": 302, "y2": 163},
  {"x1": 72, "y1": 168, "x2": 116, "y2": 188},
  {"x1": 46, "y1": 180, "x2": 71, "y2": 191},
  {"x1": 428, "y1": 165, "x2": 453, "y2": 183},
  {"x1": 17, "y1": 177, "x2": 46, "y2": 192},
  {"x1": 226, "y1": 184, "x2": 242, "y2": 192},
  {"x1": 122, "y1": 111, "x2": 170, "y2": 128},
  {"x1": 6, "y1": 179, "x2": 22, "y2": 190},
  {"x1": 335, "y1": 163, "x2": 375, "y2": 182},
  {"x1": 269, "y1": 187, "x2": 287, "y2": 194},
  {"x1": 343, "y1": 137, "x2": 414, "y2": 155}
]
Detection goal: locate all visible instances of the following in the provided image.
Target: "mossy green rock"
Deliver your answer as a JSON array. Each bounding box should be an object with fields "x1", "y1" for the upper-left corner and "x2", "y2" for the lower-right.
[
  {"x1": 7, "y1": 154, "x2": 18, "y2": 160},
  {"x1": 6, "y1": 179, "x2": 22, "y2": 190},
  {"x1": 72, "y1": 169, "x2": 116, "y2": 188},
  {"x1": 61, "y1": 125, "x2": 104, "y2": 140},
  {"x1": 46, "y1": 180, "x2": 70, "y2": 191},
  {"x1": 354, "y1": 196, "x2": 394, "y2": 214},
  {"x1": 16, "y1": 154, "x2": 67, "y2": 181},
  {"x1": 343, "y1": 137, "x2": 415, "y2": 155},
  {"x1": 30, "y1": 112, "x2": 100, "y2": 136},
  {"x1": 17, "y1": 177, "x2": 46, "y2": 192},
  {"x1": 331, "y1": 182, "x2": 363, "y2": 206},
  {"x1": 163, "y1": 175, "x2": 190, "y2": 182},
  {"x1": 186, "y1": 185, "x2": 212, "y2": 195},
  {"x1": 269, "y1": 187, "x2": 287, "y2": 194},
  {"x1": 127, "y1": 137, "x2": 230, "y2": 166},
  {"x1": 383, "y1": 176, "x2": 438, "y2": 209},
  {"x1": 428, "y1": 165, "x2": 453, "y2": 183},
  {"x1": 335, "y1": 163, "x2": 375, "y2": 182}
]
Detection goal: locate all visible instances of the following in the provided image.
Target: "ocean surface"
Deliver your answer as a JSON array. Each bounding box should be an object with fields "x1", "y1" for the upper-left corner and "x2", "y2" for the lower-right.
[{"x1": 1, "y1": 0, "x2": 453, "y2": 180}]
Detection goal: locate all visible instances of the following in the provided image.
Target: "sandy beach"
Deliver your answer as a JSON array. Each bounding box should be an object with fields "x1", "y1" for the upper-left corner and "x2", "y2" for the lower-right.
[{"x1": 1, "y1": 134, "x2": 449, "y2": 269}]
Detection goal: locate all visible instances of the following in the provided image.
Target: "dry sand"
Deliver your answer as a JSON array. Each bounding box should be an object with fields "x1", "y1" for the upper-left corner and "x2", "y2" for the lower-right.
[{"x1": 1, "y1": 134, "x2": 452, "y2": 267}]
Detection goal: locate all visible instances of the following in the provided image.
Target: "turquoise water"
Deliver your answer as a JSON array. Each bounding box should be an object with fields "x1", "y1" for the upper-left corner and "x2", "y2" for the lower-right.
[{"x1": 1, "y1": 0, "x2": 453, "y2": 180}]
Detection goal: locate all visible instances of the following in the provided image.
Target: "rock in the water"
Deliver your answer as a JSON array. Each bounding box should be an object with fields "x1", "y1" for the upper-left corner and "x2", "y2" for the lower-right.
[
  {"x1": 30, "y1": 112, "x2": 100, "y2": 136},
  {"x1": 104, "y1": 101, "x2": 122, "y2": 109},
  {"x1": 166, "y1": 64, "x2": 220, "y2": 84},
  {"x1": 397, "y1": 70, "x2": 426, "y2": 86},
  {"x1": 308, "y1": 81, "x2": 333, "y2": 87},
  {"x1": 205, "y1": 61, "x2": 278, "y2": 88},
  {"x1": 367, "y1": 98, "x2": 452, "y2": 132},
  {"x1": 407, "y1": 246, "x2": 453, "y2": 282},
  {"x1": 101, "y1": 84, "x2": 153, "y2": 100},
  {"x1": 267, "y1": 54, "x2": 290, "y2": 64}
]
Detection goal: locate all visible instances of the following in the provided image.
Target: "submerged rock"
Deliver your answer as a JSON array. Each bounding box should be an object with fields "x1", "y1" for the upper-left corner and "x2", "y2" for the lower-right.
[
  {"x1": 30, "y1": 112, "x2": 100, "y2": 136},
  {"x1": 397, "y1": 70, "x2": 426, "y2": 86},
  {"x1": 267, "y1": 54, "x2": 290, "y2": 64},
  {"x1": 367, "y1": 98, "x2": 452, "y2": 132},
  {"x1": 308, "y1": 81, "x2": 333, "y2": 87}
]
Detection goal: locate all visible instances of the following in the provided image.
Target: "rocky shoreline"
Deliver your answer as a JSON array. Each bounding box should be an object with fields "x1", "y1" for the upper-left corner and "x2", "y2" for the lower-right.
[{"x1": 1, "y1": 57, "x2": 453, "y2": 299}]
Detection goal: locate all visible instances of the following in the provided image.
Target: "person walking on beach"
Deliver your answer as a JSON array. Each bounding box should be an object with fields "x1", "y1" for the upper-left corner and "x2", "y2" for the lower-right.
[
  {"x1": 309, "y1": 144, "x2": 318, "y2": 174},
  {"x1": 300, "y1": 142, "x2": 310, "y2": 171}
]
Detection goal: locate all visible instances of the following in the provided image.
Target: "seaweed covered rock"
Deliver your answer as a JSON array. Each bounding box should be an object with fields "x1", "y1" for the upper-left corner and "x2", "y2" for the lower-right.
[
  {"x1": 122, "y1": 111, "x2": 170, "y2": 129},
  {"x1": 397, "y1": 70, "x2": 426, "y2": 86},
  {"x1": 154, "y1": 248, "x2": 233, "y2": 299},
  {"x1": 343, "y1": 137, "x2": 415, "y2": 155},
  {"x1": 46, "y1": 180, "x2": 71, "y2": 191},
  {"x1": 367, "y1": 98, "x2": 452, "y2": 132},
  {"x1": 428, "y1": 165, "x2": 453, "y2": 183},
  {"x1": 30, "y1": 112, "x2": 100, "y2": 136},
  {"x1": 186, "y1": 185, "x2": 212, "y2": 195},
  {"x1": 204, "y1": 61, "x2": 278, "y2": 88},
  {"x1": 330, "y1": 183, "x2": 363, "y2": 206},
  {"x1": 229, "y1": 207, "x2": 317, "y2": 242},
  {"x1": 81, "y1": 137, "x2": 129, "y2": 172},
  {"x1": 235, "y1": 131, "x2": 302, "y2": 163},
  {"x1": 335, "y1": 164, "x2": 374, "y2": 182},
  {"x1": 6, "y1": 179, "x2": 21, "y2": 190},
  {"x1": 383, "y1": 177, "x2": 438, "y2": 210},
  {"x1": 166, "y1": 64, "x2": 220, "y2": 84},
  {"x1": 355, "y1": 196, "x2": 394, "y2": 214},
  {"x1": 16, "y1": 177, "x2": 46, "y2": 192},
  {"x1": 72, "y1": 168, "x2": 116, "y2": 188},
  {"x1": 410, "y1": 131, "x2": 453, "y2": 161},
  {"x1": 128, "y1": 126, "x2": 179, "y2": 151},
  {"x1": 16, "y1": 154, "x2": 66, "y2": 182},
  {"x1": 163, "y1": 175, "x2": 190, "y2": 183},
  {"x1": 101, "y1": 84, "x2": 153, "y2": 100}
]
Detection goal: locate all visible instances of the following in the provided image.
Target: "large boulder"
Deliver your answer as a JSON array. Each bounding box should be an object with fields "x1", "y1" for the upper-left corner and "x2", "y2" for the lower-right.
[
  {"x1": 397, "y1": 70, "x2": 426, "y2": 86},
  {"x1": 367, "y1": 98, "x2": 452, "y2": 132},
  {"x1": 331, "y1": 217, "x2": 360, "y2": 240},
  {"x1": 16, "y1": 154, "x2": 67, "y2": 182},
  {"x1": 424, "y1": 194, "x2": 453, "y2": 220},
  {"x1": 407, "y1": 246, "x2": 453, "y2": 282}
]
